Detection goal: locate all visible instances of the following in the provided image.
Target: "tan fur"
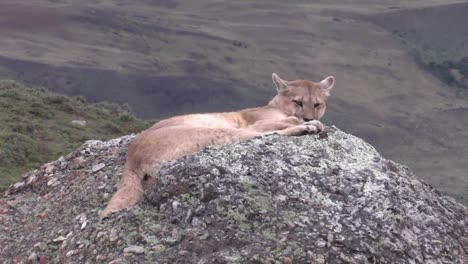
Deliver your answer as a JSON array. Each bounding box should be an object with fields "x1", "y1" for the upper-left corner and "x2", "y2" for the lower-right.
[{"x1": 100, "y1": 73, "x2": 335, "y2": 218}]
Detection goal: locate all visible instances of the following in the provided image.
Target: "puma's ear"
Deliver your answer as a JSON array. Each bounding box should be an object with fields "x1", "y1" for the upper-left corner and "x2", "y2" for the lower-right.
[
  {"x1": 272, "y1": 73, "x2": 288, "y2": 92},
  {"x1": 319, "y1": 76, "x2": 335, "y2": 97}
]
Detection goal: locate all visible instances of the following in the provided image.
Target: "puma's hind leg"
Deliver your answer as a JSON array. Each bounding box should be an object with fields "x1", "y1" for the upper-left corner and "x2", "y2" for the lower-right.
[{"x1": 99, "y1": 169, "x2": 145, "y2": 218}]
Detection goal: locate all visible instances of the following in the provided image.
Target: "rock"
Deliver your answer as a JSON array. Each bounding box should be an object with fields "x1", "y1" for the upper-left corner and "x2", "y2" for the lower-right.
[
  {"x1": 39, "y1": 256, "x2": 48, "y2": 264},
  {"x1": 109, "y1": 228, "x2": 118, "y2": 242},
  {"x1": 145, "y1": 127, "x2": 468, "y2": 263},
  {"x1": 78, "y1": 214, "x2": 88, "y2": 230},
  {"x1": 153, "y1": 244, "x2": 166, "y2": 254},
  {"x1": 326, "y1": 234, "x2": 333, "y2": 248},
  {"x1": 123, "y1": 246, "x2": 145, "y2": 254},
  {"x1": 47, "y1": 178, "x2": 58, "y2": 186},
  {"x1": 315, "y1": 254, "x2": 326, "y2": 264},
  {"x1": 26, "y1": 175, "x2": 37, "y2": 184},
  {"x1": 43, "y1": 163, "x2": 55, "y2": 174},
  {"x1": 28, "y1": 252, "x2": 38, "y2": 261},
  {"x1": 171, "y1": 201, "x2": 181, "y2": 213},
  {"x1": 52, "y1": 236, "x2": 66, "y2": 243},
  {"x1": 164, "y1": 228, "x2": 183, "y2": 245},
  {"x1": 92, "y1": 163, "x2": 106, "y2": 173},
  {"x1": 71, "y1": 120, "x2": 87, "y2": 127},
  {"x1": 283, "y1": 256, "x2": 293, "y2": 264},
  {"x1": 71, "y1": 157, "x2": 86, "y2": 169},
  {"x1": 96, "y1": 231, "x2": 108, "y2": 245},
  {"x1": 0, "y1": 128, "x2": 466, "y2": 263},
  {"x1": 184, "y1": 209, "x2": 194, "y2": 224},
  {"x1": 34, "y1": 242, "x2": 47, "y2": 251},
  {"x1": 13, "y1": 181, "x2": 25, "y2": 189}
]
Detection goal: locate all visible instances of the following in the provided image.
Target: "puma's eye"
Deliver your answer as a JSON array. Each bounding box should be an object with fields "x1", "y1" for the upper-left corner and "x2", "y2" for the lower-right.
[
  {"x1": 314, "y1": 103, "x2": 321, "y2": 108},
  {"x1": 293, "y1": 100, "x2": 303, "y2": 107}
]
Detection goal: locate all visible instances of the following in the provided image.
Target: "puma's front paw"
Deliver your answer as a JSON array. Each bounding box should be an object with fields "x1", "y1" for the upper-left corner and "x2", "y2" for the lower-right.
[
  {"x1": 280, "y1": 120, "x2": 323, "y2": 136},
  {"x1": 303, "y1": 120, "x2": 324, "y2": 133}
]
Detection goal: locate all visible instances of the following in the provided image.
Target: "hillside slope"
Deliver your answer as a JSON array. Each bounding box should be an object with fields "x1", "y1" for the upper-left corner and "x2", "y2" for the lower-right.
[
  {"x1": 365, "y1": 2, "x2": 468, "y2": 92},
  {"x1": 1, "y1": 128, "x2": 466, "y2": 263},
  {"x1": 0, "y1": 0, "x2": 467, "y2": 203},
  {"x1": 0, "y1": 80, "x2": 148, "y2": 189}
]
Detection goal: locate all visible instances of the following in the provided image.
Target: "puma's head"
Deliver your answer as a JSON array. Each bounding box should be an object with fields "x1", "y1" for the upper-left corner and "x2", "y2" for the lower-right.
[{"x1": 269, "y1": 73, "x2": 334, "y2": 121}]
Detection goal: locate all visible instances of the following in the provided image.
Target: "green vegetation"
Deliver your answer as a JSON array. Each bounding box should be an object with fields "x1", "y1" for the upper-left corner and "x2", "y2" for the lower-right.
[{"x1": 0, "y1": 80, "x2": 150, "y2": 189}]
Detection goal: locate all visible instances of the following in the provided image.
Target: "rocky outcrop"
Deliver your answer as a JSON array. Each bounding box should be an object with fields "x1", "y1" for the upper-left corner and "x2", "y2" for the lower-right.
[{"x1": 1, "y1": 127, "x2": 467, "y2": 263}]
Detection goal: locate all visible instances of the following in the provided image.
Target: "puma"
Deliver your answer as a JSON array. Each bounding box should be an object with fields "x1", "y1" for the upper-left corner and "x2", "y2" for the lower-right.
[{"x1": 100, "y1": 73, "x2": 335, "y2": 218}]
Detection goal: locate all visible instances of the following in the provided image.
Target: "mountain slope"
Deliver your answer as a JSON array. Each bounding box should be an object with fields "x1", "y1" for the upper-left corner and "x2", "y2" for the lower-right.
[{"x1": 0, "y1": 80, "x2": 148, "y2": 189}]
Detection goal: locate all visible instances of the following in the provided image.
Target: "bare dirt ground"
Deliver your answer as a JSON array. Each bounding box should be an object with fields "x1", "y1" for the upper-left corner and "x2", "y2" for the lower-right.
[{"x1": 0, "y1": 0, "x2": 467, "y2": 203}]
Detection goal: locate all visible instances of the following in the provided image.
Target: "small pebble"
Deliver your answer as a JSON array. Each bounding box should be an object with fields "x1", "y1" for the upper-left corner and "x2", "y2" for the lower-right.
[
  {"x1": 28, "y1": 252, "x2": 38, "y2": 261},
  {"x1": 123, "y1": 245, "x2": 145, "y2": 254},
  {"x1": 92, "y1": 163, "x2": 106, "y2": 173}
]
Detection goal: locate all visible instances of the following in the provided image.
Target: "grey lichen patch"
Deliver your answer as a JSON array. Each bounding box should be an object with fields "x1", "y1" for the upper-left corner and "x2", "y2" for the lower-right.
[{"x1": 1, "y1": 127, "x2": 467, "y2": 263}]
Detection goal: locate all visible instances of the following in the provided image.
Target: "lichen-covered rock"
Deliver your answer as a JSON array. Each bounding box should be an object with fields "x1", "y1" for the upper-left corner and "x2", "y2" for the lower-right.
[{"x1": 0, "y1": 127, "x2": 466, "y2": 263}]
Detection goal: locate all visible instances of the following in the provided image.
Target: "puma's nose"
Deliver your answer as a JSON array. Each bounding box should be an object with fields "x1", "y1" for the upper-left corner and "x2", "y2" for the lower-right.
[{"x1": 303, "y1": 117, "x2": 314, "y2": 122}]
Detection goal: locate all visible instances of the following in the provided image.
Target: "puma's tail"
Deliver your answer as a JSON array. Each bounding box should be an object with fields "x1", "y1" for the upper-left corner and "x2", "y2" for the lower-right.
[{"x1": 99, "y1": 169, "x2": 144, "y2": 218}]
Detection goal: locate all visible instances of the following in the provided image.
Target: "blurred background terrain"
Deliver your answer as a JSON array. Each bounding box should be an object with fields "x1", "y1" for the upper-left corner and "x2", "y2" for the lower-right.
[{"x1": 0, "y1": 0, "x2": 467, "y2": 204}]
